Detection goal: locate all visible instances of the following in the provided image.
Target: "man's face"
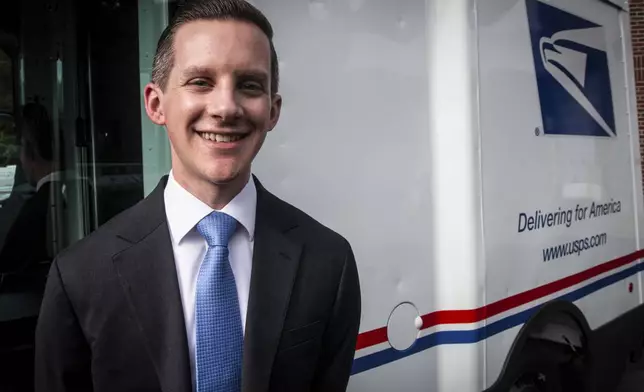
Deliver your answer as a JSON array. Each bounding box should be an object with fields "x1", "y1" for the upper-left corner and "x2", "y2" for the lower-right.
[{"x1": 146, "y1": 19, "x2": 281, "y2": 187}]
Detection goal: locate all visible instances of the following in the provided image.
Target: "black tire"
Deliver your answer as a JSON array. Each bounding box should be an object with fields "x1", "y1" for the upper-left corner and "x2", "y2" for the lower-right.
[{"x1": 502, "y1": 340, "x2": 570, "y2": 392}]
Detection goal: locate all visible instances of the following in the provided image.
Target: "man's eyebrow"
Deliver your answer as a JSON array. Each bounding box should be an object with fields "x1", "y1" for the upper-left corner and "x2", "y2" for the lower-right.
[
  {"x1": 235, "y1": 69, "x2": 269, "y2": 83},
  {"x1": 180, "y1": 66, "x2": 212, "y2": 80},
  {"x1": 178, "y1": 66, "x2": 269, "y2": 83}
]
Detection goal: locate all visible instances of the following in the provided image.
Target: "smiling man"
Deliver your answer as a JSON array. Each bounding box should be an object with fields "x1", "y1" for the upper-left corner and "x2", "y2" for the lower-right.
[{"x1": 34, "y1": 1, "x2": 361, "y2": 391}]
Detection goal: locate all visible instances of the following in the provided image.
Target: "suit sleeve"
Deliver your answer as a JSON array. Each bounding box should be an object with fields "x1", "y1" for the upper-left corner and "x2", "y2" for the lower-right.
[
  {"x1": 312, "y1": 241, "x2": 361, "y2": 392},
  {"x1": 35, "y1": 259, "x2": 93, "y2": 392}
]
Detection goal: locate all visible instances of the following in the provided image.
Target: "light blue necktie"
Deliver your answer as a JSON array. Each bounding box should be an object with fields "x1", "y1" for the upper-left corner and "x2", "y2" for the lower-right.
[{"x1": 195, "y1": 211, "x2": 243, "y2": 392}]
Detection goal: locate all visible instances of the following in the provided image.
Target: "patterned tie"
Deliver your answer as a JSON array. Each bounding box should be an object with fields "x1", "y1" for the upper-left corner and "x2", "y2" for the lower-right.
[{"x1": 195, "y1": 211, "x2": 243, "y2": 392}]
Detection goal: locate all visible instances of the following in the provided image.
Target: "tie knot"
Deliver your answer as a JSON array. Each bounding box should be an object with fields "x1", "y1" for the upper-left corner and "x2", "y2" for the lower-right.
[{"x1": 196, "y1": 211, "x2": 238, "y2": 247}]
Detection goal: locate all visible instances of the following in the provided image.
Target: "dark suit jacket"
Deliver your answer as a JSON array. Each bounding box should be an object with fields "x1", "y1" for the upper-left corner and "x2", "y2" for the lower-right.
[{"x1": 34, "y1": 175, "x2": 361, "y2": 392}]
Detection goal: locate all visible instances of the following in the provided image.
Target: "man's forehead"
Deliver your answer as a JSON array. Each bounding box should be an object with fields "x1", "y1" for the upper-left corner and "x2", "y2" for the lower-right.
[{"x1": 172, "y1": 19, "x2": 271, "y2": 67}]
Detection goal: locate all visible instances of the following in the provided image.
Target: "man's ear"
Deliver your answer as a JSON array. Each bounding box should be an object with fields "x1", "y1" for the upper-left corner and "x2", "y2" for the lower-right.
[
  {"x1": 143, "y1": 83, "x2": 166, "y2": 126},
  {"x1": 267, "y1": 93, "x2": 282, "y2": 132}
]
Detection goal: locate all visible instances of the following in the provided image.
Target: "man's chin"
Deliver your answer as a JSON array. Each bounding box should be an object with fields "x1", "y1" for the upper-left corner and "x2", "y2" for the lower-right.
[{"x1": 202, "y1": 170, "x2": 249, "y2": 186}]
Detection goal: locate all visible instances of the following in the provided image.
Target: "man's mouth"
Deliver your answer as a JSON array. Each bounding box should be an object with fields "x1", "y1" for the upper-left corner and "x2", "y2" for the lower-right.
[{"x1": 196, "y1": 131, "x2": 248, "y2": 143}]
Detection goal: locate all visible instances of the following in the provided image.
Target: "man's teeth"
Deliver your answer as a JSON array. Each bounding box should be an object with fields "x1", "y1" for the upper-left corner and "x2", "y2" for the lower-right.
[{"x1": 199, "y1": 133, "x2": 244, "y2": 142}]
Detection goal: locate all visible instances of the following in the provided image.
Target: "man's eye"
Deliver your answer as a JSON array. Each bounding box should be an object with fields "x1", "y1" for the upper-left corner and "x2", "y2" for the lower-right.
[
  {"x1": 241, "y1": 81, "x2": 263, "y2": 91},
  {"x1": 189, "y1": 79, "x2": 210, "y2": 87}
]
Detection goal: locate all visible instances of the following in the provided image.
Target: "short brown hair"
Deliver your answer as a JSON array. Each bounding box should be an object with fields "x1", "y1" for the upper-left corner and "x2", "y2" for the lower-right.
[{"x1": 151, "y1": 0, "x2": 279, "y2": 94}]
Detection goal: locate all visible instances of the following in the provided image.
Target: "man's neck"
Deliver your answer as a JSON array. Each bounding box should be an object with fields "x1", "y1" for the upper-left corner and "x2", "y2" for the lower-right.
[
  {"x1": 33, "y1": 163, "x2": 59, "y2": 189},
  {"x1": 34, "y1": 162, "x2": 56, "y2": 180},
  {"x1": 171, "y1": 168, "x2": 250, "y2": 210}
]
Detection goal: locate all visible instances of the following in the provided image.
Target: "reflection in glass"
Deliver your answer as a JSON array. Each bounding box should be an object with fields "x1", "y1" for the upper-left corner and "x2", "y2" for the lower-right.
[{"x1": 0, "y1": 0, "x2": 150, "y2": 390}]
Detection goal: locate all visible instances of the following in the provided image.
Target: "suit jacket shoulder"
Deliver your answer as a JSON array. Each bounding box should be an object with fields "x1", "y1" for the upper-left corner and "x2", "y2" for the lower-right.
[
  {"x1": 52, "y1": 178, "x2": 168, "y2": 312},
  {"x1": 250, "y1": 178, "x2": 361, "y2": 392},
  {"x1": 256, "y1": 182, "x2": 351, "y2": 255},
  {"x1": 36, "y1": 176, "x2": 193, "y2": 392}
]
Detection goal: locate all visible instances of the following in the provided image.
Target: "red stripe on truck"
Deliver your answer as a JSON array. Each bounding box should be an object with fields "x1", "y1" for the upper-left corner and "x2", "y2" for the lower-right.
[{"x1": 355, "y1": 249, "x2": 644, "y2": 351}]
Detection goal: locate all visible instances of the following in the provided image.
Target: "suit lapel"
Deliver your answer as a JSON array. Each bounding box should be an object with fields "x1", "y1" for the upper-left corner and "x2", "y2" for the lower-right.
[
  {"x1": 109, "y1": 175, "x2": 301, "y2": 392},
  {"x1": 242, "y1": 177, "x2": 302, "y2": 392},
  {"x1": 112, "y1": 177, "x2": 192, "y2": 392}
]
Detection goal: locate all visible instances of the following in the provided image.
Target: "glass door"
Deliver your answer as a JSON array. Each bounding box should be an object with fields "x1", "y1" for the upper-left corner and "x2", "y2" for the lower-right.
[{"x1": 0, "y1": 0, "x2": 170, "y2": 389}]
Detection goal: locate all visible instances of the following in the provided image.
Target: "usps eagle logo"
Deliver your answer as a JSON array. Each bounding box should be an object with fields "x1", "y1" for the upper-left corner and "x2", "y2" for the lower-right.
[{"x1": 526, "y1": 0, "x2": 616, "y2": 137}]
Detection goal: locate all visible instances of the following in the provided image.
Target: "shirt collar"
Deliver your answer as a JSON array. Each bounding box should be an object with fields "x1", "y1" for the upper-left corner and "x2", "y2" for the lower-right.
[
  {"x1": 37, "y1": 171, "x2": 63, "y2": 191},
  {"x1": 163, "y1": 170, "x2": 257, "y2": 245}
]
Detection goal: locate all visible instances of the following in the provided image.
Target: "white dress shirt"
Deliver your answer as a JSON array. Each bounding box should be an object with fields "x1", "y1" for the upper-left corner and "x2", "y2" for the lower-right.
[{"x1": 163, "y1": 170, "x2": 256, "y2": 386}]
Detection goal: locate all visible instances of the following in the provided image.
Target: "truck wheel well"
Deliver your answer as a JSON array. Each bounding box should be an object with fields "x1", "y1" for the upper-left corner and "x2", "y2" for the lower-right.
[{"x1": 485, "y1": 300, "x2": 592, "y2": 392}]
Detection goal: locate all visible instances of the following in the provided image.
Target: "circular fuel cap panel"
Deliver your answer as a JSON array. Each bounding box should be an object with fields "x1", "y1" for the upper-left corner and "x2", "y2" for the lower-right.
[{"x1": 387, "y1": 302, "x2": 422, "y2": 351}]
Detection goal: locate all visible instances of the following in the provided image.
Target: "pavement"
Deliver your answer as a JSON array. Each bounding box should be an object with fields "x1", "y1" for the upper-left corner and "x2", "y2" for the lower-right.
[{"x1": 614, "y1": 357, "x2": 644, "y2": 392}]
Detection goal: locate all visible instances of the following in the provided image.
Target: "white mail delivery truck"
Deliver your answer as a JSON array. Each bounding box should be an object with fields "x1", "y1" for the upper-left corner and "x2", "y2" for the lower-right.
[{"x1": 252, "y1": 0, "x2": 644, "y2": 390}]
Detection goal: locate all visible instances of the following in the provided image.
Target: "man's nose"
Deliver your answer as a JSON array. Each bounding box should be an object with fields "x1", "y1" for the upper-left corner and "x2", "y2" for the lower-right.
[{"x1": 207, "y1": 84, "x2": 242, "y2": 121}]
